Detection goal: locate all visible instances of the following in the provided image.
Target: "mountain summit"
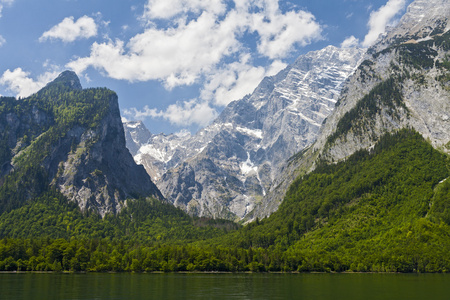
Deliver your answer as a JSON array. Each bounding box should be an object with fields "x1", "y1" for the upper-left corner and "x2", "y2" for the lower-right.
[
  {"x1": 43, "y1": 70, "x2": 82, "y2": 91},
  {"x1": 0, "y1": 71, "x2": 163, "y2": 217},
  {"x1": 249, "y1": 0, "x2": 450, "y2": 221},
  {"x1": 370, "y1": 0, "x2": 450, "y2": 53}
]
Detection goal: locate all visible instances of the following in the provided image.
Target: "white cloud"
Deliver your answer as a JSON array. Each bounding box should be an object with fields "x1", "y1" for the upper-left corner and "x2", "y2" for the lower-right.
[
  {"x1": 0, "y1": 35, "x2": 5, "y2": 47},
  {"x1": 40, "y1": 15, "x2": 98, "y2": 43},
  {"x1": 267, "y1": 59, "x2": 288, "y2": 76},
  {"x1": 126, "y1": 56, "x2": 288, "y2": 129},
  {"x1": 248, "y1": 3, "x2": 322, "y2": 59},
  {"x1": 68, "y1": 12, "x2": 242, "y2": 88},
  {"x1": 201, "y1": 55, "x2": 287, "y2": 106},
  {"x1": 0, "y1": 68, "x2": 60, "y2": 98},
  {"x1": 341, "y1": 36, "x2": 360, "y2": 48},
  {"x1": 67, "y1": 0, "x2": 321, "y2": 128},
  {"x1": 143, "y1": 0, "x2": 226, "y2": 19},
  {"x1": 0, "y1": 0, "x2": 14, "y2": 18},
  {"x1": 124, "y1": 99, "x2": 218, "y2": 127},
  {"x1": 362, "y1": 0, "x2": 406, "y2": 47},
  {"x1": 67, "y1": 0, "x2": 321, "y2": 95}
]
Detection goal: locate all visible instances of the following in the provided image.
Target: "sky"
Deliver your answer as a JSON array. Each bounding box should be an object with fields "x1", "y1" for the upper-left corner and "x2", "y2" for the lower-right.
[{"x1": 0, "y1": 0, "x2": 412, "y2": 134}]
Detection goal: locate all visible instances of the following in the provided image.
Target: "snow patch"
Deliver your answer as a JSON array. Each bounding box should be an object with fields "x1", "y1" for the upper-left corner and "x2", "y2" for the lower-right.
[
  {"x1": 240, "y1": 152, "x2": 258, "y2": 175},
  {"x1": 138, "y1": 144, "x2": 173, "y2": 163},
  {"x1": 125, "y1": 122, "x2": 141, "y2": 129},
  {"x1": 237, "y1": 127, "x2": 263, "y2": 139}
]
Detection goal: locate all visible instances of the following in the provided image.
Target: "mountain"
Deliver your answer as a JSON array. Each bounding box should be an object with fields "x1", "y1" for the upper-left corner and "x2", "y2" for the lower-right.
[
  {"x1": 1, "y1": 0, "x2": 450, "y2": 274},
  {"x1": 314, "y1": 0, "x2": 450, "y2": 165},
  {"x1": 124, "y1": 46, "x2": 365, "y2": 220},
  {"x1": 216, "y1": 128, "x2": 450, "y2": 272},
  {"x1": 370, "y1": 0, "x2": 450, "y2": 53},
  {"x1": 248, "y1": 0, "x2": 450, "y2": 221},
  {"x1": 124, "y1": 121, "x2": 204, "y2": 183},
  {"x1": 207, "y1": 0, "x2": 450, "y2": 271},
  {"x1": 0, "y1": 71, "x2": 163, "y2": 217}
]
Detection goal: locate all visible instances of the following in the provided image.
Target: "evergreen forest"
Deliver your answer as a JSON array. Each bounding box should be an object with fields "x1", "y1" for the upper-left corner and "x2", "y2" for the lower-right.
[{"x1": 1, "y1": 128, "x2": 449, "y2": 273}]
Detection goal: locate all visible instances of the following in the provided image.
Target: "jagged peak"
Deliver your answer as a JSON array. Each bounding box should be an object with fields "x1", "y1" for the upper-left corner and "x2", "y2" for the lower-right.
[
  {"x1": 124, "y1": 120, "x2": 145, "y2": 127},
  {"x1": 294, "y1": 45, "x2": 365, "y2": 67},
  {"x1": 44, "y1": 70, "x2": 82, "y2": 91},
  {"x1": 370, "y1": 0, "x2": 450, "y2": 52},
  {"x1": 124, "y1": 120, "x2": 152, "y2": 135}
]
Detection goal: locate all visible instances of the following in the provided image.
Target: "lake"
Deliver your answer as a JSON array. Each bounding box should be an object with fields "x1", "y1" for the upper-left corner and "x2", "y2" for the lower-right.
[{"x1": 1, "y1": 273, "x2": 449, "y2": 299}]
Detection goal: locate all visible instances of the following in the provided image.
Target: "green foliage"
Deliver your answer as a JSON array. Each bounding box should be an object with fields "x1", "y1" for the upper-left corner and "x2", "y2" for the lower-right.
[
  {"x1": 397, "y1": 42, "x2": 438, "y2": 70},
  {"x1": 0, "y1": 81, "x2": 115, "y2": 213},
  {"x1": 428, "y1": 179, "x2": 450, "y2": 225},
  {"x1": 0, "y1": 189, "x2": 236, "y2": 244},
  {"x1": 327, "y1": 78, "x2": 406, "y2": 146},
  {"x1": 0, "y1": 130, "x2": 449, "y2": 273},
  {"x1": 192, "y1": 129, "x2": 450, "y2": 272}
]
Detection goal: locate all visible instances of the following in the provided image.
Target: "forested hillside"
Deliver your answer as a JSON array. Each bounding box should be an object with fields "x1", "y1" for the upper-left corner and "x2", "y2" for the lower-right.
[
  {"x1": 0, "y1": 71, "x2": 162, "y2": 217},
  {"x1": 1, "y1": 129, "x2": 449, "y2": 273}
]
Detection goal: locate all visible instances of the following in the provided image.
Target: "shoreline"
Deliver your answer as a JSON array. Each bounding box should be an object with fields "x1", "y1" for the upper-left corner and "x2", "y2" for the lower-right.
[{"x1": 1, "y1": 271, "x2": 447, "y2": 275}]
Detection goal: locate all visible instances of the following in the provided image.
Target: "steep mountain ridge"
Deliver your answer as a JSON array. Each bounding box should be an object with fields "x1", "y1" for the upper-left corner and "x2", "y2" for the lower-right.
[
  {"x1": 371, "y1": 0, "x2": 450, "y2": 53},
  {"x1": 248, "y1": 0, "x2": 450, "y2": 221},
  {"x1": 316, "y1": 0, "x2": 450, "y2": 161},
  {"x1": 125, "y1": 46, "x2": 365, "y2": 220},
  {"x1": 0, "y1": 71, "x2": 163, "y2": 217}
]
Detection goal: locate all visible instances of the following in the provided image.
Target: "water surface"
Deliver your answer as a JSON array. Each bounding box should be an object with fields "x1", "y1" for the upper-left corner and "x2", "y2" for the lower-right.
[{"x1": 2, "y1": 273, "x2": 449, "y2": 299}]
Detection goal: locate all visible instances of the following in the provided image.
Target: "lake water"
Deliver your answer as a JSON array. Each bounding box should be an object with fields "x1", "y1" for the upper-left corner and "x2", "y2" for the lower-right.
[{"x1": 1, "y1": 273, "x2": 449, "y2": 299}]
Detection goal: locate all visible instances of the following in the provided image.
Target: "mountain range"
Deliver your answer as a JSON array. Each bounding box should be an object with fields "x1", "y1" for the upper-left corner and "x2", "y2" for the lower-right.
[
  {"x1": 0, "y1": 0, "x2": 446, "y2": 225},
  {"x1": 124, "y1": 0, "x2": 450, "y2": 223},
  {"x1": 0, "y1": 0, "x2": 449, "y2": 274},
  {"x1": 248, "y1": 0, "x2": 450, "y2": 221},
  {"x1": 125, "y1": 46, "x2": 365, "y2": 220}
]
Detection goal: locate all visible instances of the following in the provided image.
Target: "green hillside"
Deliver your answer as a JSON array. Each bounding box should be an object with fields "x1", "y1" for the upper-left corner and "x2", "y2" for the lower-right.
[
  {"x1": 1, "y1": 129, "x2": 449, "y2": 273},
  {"x1": 0, "y1": 72, "x2": 238, "y2": 269},
  {"x1": 0, "y1": 75, "x2": 114, "y2": 212}
]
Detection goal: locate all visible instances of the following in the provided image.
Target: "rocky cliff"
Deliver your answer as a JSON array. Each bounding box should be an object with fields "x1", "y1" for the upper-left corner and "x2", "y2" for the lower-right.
[
  {"x1": 247, "y1": 0, "x2": 450, "y2": 221},
  {"x1": 0, "y1": 71, "x2": 163, "y2": 217},
  {"x1": 125, "y1": 46, "x2": 365, "y2": 220}
]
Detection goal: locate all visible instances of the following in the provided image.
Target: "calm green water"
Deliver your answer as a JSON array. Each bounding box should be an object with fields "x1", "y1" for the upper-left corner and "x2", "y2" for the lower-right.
[{"x1": 1, "y1": 273, "x2": 449, "y2": 300}]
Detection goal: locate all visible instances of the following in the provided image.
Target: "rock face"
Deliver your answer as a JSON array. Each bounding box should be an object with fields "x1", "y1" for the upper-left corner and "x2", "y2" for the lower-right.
[
  {"x1": 370, "y1": 0, "x2": 450, "y2": 53},
  {"x1": 248, "y1": 0, "x2": 450, "y2": 221},
  {"x1": 0, "y1": 71, "x2": 163, "y2": 216},
  {"x1": 315, "y1": 0, "x2": 450, "y2": 160},
  {"x1": 125, "y1": 46, "x2": 365, "y2": 220}
]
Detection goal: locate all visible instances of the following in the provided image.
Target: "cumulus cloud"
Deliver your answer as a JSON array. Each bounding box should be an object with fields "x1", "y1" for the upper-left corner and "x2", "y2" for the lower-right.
[
  {"x1": 40, "y1": 15, "x2": 98, "y2": 43},
  {"x1": 341, "y1": 36, "x2": 360, "y2": 48},
  {"x1": 143, "y1": 0, "x2": 226, "y2": 19},
  {"x1": 125, "y1": 55, "x2": 286, "y2": 127},
  {"x1": 67, "y1": 0, "x2": 321, "y2": 128},
  {"x1": 68, "y1": 12, "x2": 242, "y2": 88},
  {"x1": 201, "y1": 55, "x2": 287, "y2": 106},
  {"x1": 248, "y1": 3, "x2": 322, "y2": 59},
  {"x1": 124, "y1": 99, "x2": 218, "y2": 128},
  {"x1": 362, "y1": 0, "x2": 406, "y2": 47},
  {"x1": 0, "y1": 68, "x2": 60, "y2": 98},
  {"x1": 67, "y1": 0, "x2": 321, "y2": 90}
]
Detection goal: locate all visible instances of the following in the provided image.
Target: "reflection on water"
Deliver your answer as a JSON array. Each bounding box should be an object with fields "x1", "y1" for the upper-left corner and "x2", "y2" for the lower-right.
[{"x1": 1, "y1": 273, "x2": 450, "y2": 300}]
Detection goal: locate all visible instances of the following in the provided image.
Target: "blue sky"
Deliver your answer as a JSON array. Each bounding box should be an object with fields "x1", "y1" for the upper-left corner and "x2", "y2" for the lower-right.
[{"x1": 0, "y1": 0, "x2": 411, "y2": 134}]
